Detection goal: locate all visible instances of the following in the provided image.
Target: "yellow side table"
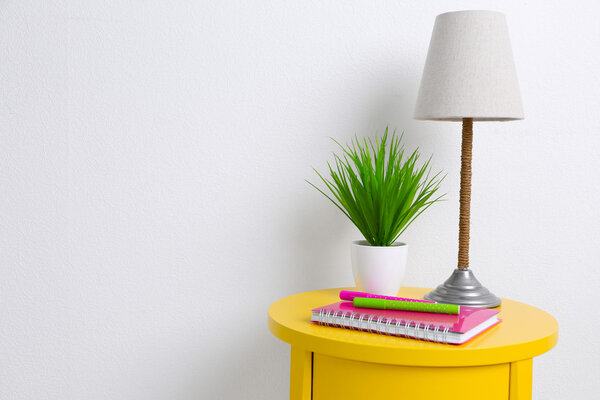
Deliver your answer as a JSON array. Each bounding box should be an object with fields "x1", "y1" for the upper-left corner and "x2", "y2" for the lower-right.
[{"x1": 268, "y1": 287, "x2": 558, "y2": 400}]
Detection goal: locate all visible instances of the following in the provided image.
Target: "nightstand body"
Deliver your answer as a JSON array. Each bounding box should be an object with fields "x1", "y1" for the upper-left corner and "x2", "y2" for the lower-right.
[{"x1": 268, "y1": 287, "x2": 558, "y2": 400}]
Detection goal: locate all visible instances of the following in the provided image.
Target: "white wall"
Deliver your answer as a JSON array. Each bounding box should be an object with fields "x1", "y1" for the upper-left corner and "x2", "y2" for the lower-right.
[{"x1": 1, "y1": 1, "x2": 599, "y2": 399}]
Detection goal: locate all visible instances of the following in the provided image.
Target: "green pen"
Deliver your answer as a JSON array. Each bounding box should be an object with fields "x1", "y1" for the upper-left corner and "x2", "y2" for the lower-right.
[{"x1": 353, "y1": 297, "x2": 460, "y2": 315}]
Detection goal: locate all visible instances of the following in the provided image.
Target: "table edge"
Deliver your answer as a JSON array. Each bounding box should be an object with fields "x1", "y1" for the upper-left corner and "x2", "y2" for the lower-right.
[{"x1": 268, "y1": 288, "x2": 559, "y2": 367}]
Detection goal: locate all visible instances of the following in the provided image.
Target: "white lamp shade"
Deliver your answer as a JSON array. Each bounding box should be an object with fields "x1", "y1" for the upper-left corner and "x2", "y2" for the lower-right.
[{"x1": 414, "y1": 10, "x2": 524, "y2": 121}]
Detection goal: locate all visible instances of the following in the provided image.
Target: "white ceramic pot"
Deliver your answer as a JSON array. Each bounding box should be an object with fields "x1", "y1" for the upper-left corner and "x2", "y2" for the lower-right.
[{"x1": 350, "y1": 240, "x2": 408, "y2": 296}]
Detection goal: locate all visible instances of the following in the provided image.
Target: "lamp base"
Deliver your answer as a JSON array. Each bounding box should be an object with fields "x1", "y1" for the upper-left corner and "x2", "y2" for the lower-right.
[{"x1": 424, "y1": 268, "x2": 501, "y2": 308}]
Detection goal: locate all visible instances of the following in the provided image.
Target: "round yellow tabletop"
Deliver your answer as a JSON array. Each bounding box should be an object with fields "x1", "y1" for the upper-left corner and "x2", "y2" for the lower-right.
[{"x1": 268, "y1": 287, "x2": 558, "y2": 367}]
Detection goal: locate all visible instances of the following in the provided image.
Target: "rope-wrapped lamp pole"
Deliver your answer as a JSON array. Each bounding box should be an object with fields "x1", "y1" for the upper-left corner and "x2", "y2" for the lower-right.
[
  {"x1": 458, "y1": 118, "x2": 473, "y2": 270},
  {"x1": 424, "y1": 115, "x2": 501, "y2": 306}
]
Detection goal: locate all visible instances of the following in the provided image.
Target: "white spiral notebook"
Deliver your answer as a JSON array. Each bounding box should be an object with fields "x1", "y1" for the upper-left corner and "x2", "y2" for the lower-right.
[{"x1": 311, "y1": 301, "x2": 501, "y2": 344}]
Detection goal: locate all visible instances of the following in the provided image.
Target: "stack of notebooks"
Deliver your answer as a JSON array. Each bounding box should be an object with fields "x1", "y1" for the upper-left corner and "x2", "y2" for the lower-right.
[{"x1": 311, "y1": 291, "x2": 501, "y2": 345}]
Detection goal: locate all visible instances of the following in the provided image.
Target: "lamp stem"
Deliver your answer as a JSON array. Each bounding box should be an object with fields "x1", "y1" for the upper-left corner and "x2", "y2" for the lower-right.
[
  {"x1": 458, "y1": 118, "x2": 473, "y2": 270},
  {"x1": 425, "y1": 117, "x2": 500, "y2": 307}
]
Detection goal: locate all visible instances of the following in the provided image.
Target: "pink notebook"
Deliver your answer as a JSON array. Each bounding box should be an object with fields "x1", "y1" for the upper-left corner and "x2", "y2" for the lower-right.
[{"x1": 311, "y1": 301, "x2": 501, "y2": 344}]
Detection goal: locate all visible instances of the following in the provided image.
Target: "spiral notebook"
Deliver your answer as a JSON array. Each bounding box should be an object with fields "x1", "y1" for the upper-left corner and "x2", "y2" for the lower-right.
[{"x1": 311, "y1": 301, "x2": 501, "y2": 344}]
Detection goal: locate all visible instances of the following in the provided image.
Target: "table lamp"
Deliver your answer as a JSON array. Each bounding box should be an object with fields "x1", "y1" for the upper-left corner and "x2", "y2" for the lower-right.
[{"x1": 414, "y1": 10, "x2": 523, "y2": 307}]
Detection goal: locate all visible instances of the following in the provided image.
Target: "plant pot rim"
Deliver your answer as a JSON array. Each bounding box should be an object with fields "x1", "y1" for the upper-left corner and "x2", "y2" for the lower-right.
[{"x1": 352, "y1": 240, "x2": 407, "y2": 247}]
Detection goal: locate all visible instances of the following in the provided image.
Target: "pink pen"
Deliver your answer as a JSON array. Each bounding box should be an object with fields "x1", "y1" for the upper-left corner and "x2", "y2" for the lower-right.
[{"x1": 339, "y1": 290, "x2": 435, "y2": 303}]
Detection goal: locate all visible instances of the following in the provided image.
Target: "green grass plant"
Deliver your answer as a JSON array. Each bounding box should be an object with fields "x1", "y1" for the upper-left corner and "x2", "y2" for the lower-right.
[{"x1": 307, "y1": 128, "x2": 445, "y2": 246}]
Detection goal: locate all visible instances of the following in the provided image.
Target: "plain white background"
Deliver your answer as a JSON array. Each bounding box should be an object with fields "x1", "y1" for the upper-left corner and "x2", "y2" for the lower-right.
[{"x1": 1, "y1": 1, "x2": 599, "y2": 399}]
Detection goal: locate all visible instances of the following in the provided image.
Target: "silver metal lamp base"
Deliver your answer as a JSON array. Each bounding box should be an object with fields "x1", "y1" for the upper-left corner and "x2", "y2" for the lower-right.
[{"x1": 424, "y1": 268, "x2": 501, "y2": 308}]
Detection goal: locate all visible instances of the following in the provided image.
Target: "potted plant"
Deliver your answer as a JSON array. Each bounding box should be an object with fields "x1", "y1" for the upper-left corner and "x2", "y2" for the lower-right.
[{"x1": 308, "y1": 128, "x2": 445, "y2": 295}]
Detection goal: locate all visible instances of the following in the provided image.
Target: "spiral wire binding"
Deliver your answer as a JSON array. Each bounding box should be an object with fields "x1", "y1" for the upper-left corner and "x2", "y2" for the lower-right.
[
  {"x1": 395, "y1": 319, "x2": 403, "y2": 336},
  {"x1": 367, "y1": 315, "x2": 375, "y2": 333},
  {"x1": 385, "y1": 318, "x2": 393, "y2": 335},
  {"x1": 316, "y1": 308, "x2": 452, "y2": 344},
  {"x1": 433, "y1": 324, "x2": 440, "y2": 342},
  {"x1": 349, "y1": 312, "x2": 357, "y2": 330}
]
